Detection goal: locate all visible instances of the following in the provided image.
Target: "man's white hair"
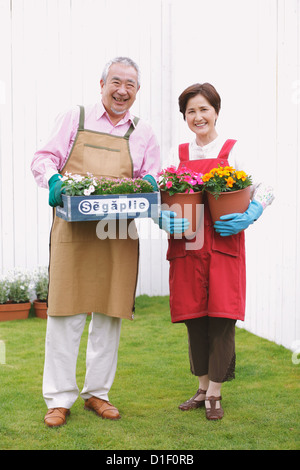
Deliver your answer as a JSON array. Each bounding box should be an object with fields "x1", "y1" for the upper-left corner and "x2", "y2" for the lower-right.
[{"x1": 101, "y1": 57, "x2": 140, "y2": 87}]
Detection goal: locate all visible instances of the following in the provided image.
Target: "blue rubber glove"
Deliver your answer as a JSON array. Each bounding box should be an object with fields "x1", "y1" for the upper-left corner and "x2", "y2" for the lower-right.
[
  {"x1": 144, "y1": 176, "x2": 189, "y2": 233},
  {"x1": 153, "y1": 210, "x2": 190, "y2": 234},
  {"x1": 48, "y1": 174, "x2": 64, "y2": 207},
  {"x1": 142, "y1": 174, "x2": 158, "y2": 191},
  {"x1": 214, "y1": 200, "x2": 263, "y2": 236}
]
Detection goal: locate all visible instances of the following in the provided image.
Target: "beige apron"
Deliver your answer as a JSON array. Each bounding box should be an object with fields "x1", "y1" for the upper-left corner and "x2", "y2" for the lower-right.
[{"x1": 47, "y1": 106, "x2": 140, "y2": 319}]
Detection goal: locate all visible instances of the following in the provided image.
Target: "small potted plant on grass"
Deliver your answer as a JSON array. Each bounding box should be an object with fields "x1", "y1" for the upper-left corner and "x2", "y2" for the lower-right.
[
  {"x1": 33, "y1": 267, "x2": 48, "y2": 319},
  {"x1": 0, "y1": 276, "x2": 9, "y2": 305},
  {"x1": 0, "y1": 269, "x2": 32, "y2": 321}
]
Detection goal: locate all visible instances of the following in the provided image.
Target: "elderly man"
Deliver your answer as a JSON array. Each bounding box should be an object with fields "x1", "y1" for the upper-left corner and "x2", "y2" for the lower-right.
[{"x1": 31, "y1": 57, "x2": 161, "y2": 427}]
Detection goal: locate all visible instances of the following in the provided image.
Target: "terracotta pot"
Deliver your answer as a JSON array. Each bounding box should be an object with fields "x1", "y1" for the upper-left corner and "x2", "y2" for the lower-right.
[
  {"x1": 160, "y1": 190, "x2": 203, "y2": 238},
  {"x1": 0, "y1": 302, "x2": 31, "y2": 322},
  {"x1": 33, "y1": 299, "x2": 48, "y2": 319},
  {"x1": 206, "y1": 186, "x2": 251, "y2": 224}
]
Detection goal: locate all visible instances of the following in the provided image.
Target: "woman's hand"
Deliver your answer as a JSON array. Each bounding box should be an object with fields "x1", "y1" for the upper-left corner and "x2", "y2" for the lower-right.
[
  {"x1": 153, "y1": 210, "x2": 190, "y2": 234},
  {"x1": 214, "y1": 200, "x2": 263, "y2": 236}
]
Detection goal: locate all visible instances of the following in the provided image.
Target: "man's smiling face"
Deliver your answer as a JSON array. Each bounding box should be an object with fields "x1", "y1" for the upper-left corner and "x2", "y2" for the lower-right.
[{"x1": 100, "y1": 63, "x2": 140, "y2": 123}]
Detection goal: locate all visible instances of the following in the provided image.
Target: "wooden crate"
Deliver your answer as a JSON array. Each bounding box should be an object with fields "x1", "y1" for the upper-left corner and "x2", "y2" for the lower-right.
[{"x1": 56, "y1": 193, "x2": 160, "y2": 222}]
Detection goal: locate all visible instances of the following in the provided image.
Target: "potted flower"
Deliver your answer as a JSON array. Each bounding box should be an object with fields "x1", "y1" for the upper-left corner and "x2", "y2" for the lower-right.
[
  {"x1": 0, "y1": 269, "x2": 32, "y2": 321},
  {"x1": 158, "y1": 166, "x2": 203, "y2": 196},
  {"x1": 157, "y1": 166, "x2": 204, "y2": 236},
  {"x1": 0, "y1": 276, "x2": 9, "y2": 305},
  {"x1": 57, "y1": 172, "x2": 159, "y2": 222},
  {"x1": 202, "y1": 165, "x2": 252, "y2": 223},
  {"x1": 33, "y1": 267, "x2": 48, "y2": 319}
]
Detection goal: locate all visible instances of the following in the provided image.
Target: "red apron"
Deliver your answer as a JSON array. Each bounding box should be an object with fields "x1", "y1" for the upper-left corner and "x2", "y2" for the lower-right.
[{"x1": 167, "y1": 139, "x2": 246, "y2": 323}]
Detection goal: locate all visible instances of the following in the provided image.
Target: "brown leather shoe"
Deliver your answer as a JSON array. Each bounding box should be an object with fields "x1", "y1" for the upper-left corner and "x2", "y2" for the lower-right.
[
  {"x1": 84, "y1": 396, "x2": 121, "y2": 420},
  {"x1": 205, "y1": 396, "x2": 224, "y2": 420},
  {"x1": 178, "y1": 389, "x2": 207, "y2": 411},
  {"x1": 44, "y1": 408, "x2": 70, "y2": 427}
]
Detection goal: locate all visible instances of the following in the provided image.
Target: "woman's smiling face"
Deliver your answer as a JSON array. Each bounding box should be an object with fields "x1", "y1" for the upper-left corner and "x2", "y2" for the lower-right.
[{"x1": 185, "y1": 94, "x2": 218, "y2": 145}]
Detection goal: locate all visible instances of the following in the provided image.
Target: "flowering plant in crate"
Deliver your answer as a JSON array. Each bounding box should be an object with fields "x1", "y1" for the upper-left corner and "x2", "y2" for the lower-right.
[
  {"x1": 202, "y1": 165, "x2": 252, "y2": 199},
  {"x1": 157, "y1": 166, "x2": 204, "y2": 196},
  {"x1": 61, "y1": 172, "x2": 154, "y2": 196}
]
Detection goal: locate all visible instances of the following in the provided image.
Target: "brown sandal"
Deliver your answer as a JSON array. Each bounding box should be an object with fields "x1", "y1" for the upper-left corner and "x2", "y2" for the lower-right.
[
  {"x1": 178, "y1": 389, "x2": 207, "y2": 411},
  {"x1": 205, "y1": 396, "x2": 224, "y2": 420}
]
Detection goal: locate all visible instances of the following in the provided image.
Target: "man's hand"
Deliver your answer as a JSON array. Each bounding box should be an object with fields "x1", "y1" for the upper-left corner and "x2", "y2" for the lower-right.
[
  {"x1": 142, "y1": 174, "x2": 158, "y2": 191},
  {"x1": 48, "y1": 174, "x2": 64, "y2": 207}
]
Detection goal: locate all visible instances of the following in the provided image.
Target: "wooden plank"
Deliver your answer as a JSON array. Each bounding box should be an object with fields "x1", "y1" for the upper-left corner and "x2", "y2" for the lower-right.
[
  {"x1": 23, "y1": 0, "x2": 39, "y2": 269},
  {"x1": 276, "y1": 0, "x2": 299, "y2": 349},
  {"x1": 11, "y1": 0, "x2": 27, "y2": 267},
  {"x1": 0, "y1": 0, "x2": 15, "y2": 272},
  {"x1": 295, "y1": 0, "x2": 300, "y2": 352}
]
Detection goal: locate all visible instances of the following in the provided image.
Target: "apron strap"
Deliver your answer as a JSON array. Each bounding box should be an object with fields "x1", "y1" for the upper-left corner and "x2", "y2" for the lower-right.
[
  {"x1": 179, "y1": 140, "x2": 237, "y2": 165},
  {"x1": 78, "y1": 105, "x2": 85, "y2": 131},
  {"x1": 178, "y1": 143, "x2": 190, "y2": 161},
  {"x1": 217, "y1": 139, "x2": 237, "y2": 160},
  {"x1": 124, "y1": 116, "x2": 140, "y2": 140},
  {"x1": 78, "y1": 106, "x2": 139, "y2": 138}
]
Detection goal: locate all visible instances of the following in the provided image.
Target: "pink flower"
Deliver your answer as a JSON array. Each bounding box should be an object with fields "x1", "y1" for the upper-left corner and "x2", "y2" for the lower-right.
[
  {"x1": 177, "y1": 167, "x2": 188, "y2": 175},
  {"x1": 185, "y1": 188, "x2": 194, "y2": 194},
  {"x1": 183, "y1": 176, "x2": 193, "y2": 184},
  {"x1": 166, "y1": 166, "x2": 177, "y2": 174},
  {"x1": 166, "y1": 181, "x2": 173, "y2": 188}
]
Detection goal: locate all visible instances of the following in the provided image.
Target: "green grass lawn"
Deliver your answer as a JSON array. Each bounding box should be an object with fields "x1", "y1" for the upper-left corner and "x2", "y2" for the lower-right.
[{"x1": 0, "y1": 295, "x2": 299, "y2": 450}]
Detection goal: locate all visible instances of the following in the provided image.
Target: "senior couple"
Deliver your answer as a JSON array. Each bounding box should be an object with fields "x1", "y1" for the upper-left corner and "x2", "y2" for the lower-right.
[{"x1": 31, "y1": 57, "x2": 274, "y2": 427}]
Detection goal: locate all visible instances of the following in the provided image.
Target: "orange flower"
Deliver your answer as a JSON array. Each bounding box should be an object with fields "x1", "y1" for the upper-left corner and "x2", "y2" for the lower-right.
[
  {"x1": 202, "y1": 173, "x2": 212, "y2": 182},
  {"x1": 225, "y1": 176, "x2": 235, "y2": 188},
  {"x1": 235, "y1": 171, "x2": 247, "y2": 181}
]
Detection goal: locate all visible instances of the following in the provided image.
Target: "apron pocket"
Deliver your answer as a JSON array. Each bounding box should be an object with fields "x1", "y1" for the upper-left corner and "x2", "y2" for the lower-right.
[
  {"x1": 56, "y1": 218, "x2": 98, "y2": 243},
  {"x1": 166, "y1": 238, "x2": 187, "y2": 260},
  {"x1": 83, "y1": 144, "x2": 121, "y2": 178},
  {"x1": 212, "y1": 232, "x2": 241, "y2": 257}
]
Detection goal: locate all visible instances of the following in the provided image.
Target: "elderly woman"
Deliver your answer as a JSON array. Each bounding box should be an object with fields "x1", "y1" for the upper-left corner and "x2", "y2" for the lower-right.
[{"x1": 166, "y1": 83, "x2": 274, "y2": 420}]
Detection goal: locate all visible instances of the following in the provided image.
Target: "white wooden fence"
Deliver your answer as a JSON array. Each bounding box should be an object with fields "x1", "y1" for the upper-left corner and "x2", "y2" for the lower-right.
[{"x1": 0, "y1": 0, "x2": 299, "y2": 351}]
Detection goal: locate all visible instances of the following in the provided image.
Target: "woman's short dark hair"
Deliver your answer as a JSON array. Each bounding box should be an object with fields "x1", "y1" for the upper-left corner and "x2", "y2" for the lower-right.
[{"x1": 178, "y1": 83, "x2": 221, "y2": 120}]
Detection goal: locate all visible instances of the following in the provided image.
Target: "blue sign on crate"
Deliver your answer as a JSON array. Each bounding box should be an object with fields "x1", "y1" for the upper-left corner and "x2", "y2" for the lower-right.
[{"x1": 56, "y1": 193, "x2": 160, "y2": 222}]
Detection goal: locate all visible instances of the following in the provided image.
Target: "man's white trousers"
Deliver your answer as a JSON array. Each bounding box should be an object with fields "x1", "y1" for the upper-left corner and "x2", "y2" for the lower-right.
[{"x1": 43, "y1": 313, "x2": 122, "y2": 409}]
